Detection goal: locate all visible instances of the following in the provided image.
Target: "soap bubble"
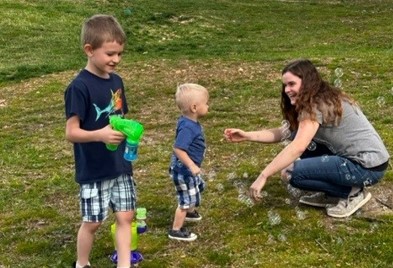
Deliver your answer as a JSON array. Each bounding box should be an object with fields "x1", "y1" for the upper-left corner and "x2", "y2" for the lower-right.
[
  {"x1": 215, "y1": 183, "x2": 224, "y2": 192},
  {"x1": 280, "y1": 120, "x2": 291, "y2": 141},
  {"x1": 238, "y1": 194, "x2": 254, "y2": 207},
  {"x1": 334, "y1": 78, "x2": 342, "y2": 88},
  {"x1": 321, "y1": 155, "x2": 329, "y2": 162},
  {"x1": 278, "y1": 233, "x2": 287, "y2": 242},
  {"x1": 267, "y1": 234, "x2": 275, "y2": 244},
  {"x1": 227, "y1": 172, "x2": 237, "y2": 181},
  {"x1": 377, "y1": 96, "x2": 385, "y2": 107},
  {"x1": 268, "y1": 210, "x2": 281, "y2": 226},
  {"x1": 335, "y1": 68, "x2": 343, "y2": 78},
  {"x1": 295, "y1": 207, "x2": 307, "y2": 220},
  {"x1": 307, "y1": 141, "x2": 316, "y2": 151}
]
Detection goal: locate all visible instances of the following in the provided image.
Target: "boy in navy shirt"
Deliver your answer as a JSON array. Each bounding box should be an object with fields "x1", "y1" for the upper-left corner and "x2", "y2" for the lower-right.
[
  {"x1": 168, "y1": 83, "x2": 209, "y2": 241},
  {"x1": 65, "y1": 15, "x2": 135, "y2": 268}
]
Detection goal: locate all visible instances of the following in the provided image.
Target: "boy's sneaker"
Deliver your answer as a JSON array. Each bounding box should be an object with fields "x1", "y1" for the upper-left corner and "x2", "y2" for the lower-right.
[
  {"x1": 168, "y1": 227, "x2": 197, "y2": 241},
  {"x1": 185, "y1": 210, "x2": 202, "y2": 222},
  {"x1": 326, "y1": 190, "x2": 372, "y2": 218},
  {"x1": 299, "y1": 192, "x2": 340, "y2": 208}
]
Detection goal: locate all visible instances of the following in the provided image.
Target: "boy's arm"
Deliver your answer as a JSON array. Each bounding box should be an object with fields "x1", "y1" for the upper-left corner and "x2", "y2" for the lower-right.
[
  {"x1": 173, "y1": 147, "x2": 200, "y2": 176},
  {"x1": 65, "y1": 115, "x2": 124, "y2": 144}
]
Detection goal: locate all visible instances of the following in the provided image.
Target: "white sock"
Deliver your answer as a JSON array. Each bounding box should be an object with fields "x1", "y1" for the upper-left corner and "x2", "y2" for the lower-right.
[{"x1": 76, "y1": 261, "x2": 90, "y2": 268}]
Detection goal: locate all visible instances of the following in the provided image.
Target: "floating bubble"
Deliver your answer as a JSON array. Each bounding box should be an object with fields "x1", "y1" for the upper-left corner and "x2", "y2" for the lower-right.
[
  {"x1": 242, "y1": 172, "x2": 249, "y2": 179},
  {"x1": 334, "y1": 78, "x2": 342, "y2": 88},
  {"x1": 321, "y1": 155, "x2": 329, "y2": 162},
  {"x1": 295, "y1": 207, "x2": 306, "y2": 220},
  {"x1": 285, "y1": 198, "x2": 291, "y2": 205},
  {"x1": 207, "y1": 170, "x2": 217, "y2": 181},
  {"x1": 238, "y1": 194, "x2": 254, "y2": 207},
  {"x1": 345, "y1": 174, "x2": 351, "y2": 181},
  {"x1": 124, "y1": 8, "x2": 132, "y2": 16},
  {"x1": 307, "y1": 141, "x2": 316, "y2": 151},
  {"x1": 281, "y1": 119, "x2": 290, "y2": 128},
  {"x1": 267, "y1": 234, "x2": 275, "y2": 244},
  {"x1": 377, "y1": 96, "x2": 385, "y2": 107},
  {"x1": 280, "y1": 120, "x2": 291, "y2": 141},
  {"x1": 268, "y1": 210, "x2": 281, "y2": 226},
  {"x1": 281, "y1": 140, "x2": 290, "y2": 147},
  {"x1": 227, "y1": 172, "x2": 236, "y2": 181},
  {"x1": 233, "y1": 180, "x2": 245, "y2": 189},
  {"x1": 278, "y1": 233, "x2": 287, "y2": 242},
  {"x1": 370, "y1": 223, "x2": 378, "y2": 232},
  {"x1": 335, "y1": 68, "x2": 344, "y2": 78},
  {"x1": 287, "y1": 184, "x2": 303, "y2": 199},
  {"x1": 336, "y1": 237, "x2": 343, "y2": 245},
  {"x1": 261, "y1": 191, "x2": 269, "y2": 198},
  {"x1": 215, "y1": 183, "x2": 224, "y2": 192}
]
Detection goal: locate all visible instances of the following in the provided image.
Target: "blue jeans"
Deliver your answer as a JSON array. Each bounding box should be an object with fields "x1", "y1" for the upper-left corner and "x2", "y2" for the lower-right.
[{"x1": 289, "y1": 155, "x2": 386, "y2": 198}]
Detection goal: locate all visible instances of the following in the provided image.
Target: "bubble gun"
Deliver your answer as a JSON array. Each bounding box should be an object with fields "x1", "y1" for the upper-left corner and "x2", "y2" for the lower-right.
[{"x1": 106, "y1": 115, "x2": 144, "y2": 161}]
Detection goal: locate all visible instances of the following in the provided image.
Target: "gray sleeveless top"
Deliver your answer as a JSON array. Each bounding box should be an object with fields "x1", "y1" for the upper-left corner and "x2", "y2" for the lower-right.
[{"x1": 311, "y1": 101, "x2": 390, "y2": 168}]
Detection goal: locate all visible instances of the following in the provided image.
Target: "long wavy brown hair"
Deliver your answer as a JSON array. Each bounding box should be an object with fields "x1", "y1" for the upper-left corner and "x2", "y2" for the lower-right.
[{"x1": 280, "y1": 59, "x2": 355, "y2": 131}]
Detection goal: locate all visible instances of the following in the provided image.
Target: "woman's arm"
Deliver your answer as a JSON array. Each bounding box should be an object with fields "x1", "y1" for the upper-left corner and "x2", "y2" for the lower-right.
[
  {"x1": 224, "y1": 127, "x2": 283, "y2": 143},
  {"x1": 249, "y1": 119, "x2": 320, "y2": 200}
]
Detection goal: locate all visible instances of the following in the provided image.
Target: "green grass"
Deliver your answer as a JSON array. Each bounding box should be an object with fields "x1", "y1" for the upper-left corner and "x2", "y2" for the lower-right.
[{"x1": 1, "y1": 0, "x2": 393, "y2": 267}]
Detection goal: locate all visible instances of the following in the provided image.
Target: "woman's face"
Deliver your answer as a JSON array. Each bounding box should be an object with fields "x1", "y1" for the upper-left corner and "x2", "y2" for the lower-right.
[{"x1": 282, "y1": 71, "x2": 302, "y2": 105}]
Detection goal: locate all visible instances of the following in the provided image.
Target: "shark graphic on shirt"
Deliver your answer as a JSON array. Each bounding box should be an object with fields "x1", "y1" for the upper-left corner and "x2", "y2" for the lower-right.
[{"x1": 93, "y1": 89, "x2": 123, "y2": 121}]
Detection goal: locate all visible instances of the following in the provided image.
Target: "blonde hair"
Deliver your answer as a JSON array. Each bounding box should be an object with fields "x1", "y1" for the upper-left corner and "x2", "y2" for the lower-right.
[
  {"x1": 175, "y1": 83, "x2": 208, "y2": 113},
  {"x1": 81, "y1": 14, "x2": 126, "y2": 49}
]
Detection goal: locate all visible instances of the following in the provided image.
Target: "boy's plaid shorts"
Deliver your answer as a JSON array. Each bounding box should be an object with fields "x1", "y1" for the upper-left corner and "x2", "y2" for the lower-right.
[
  {"x1": 170, "y1": 171, "x2": 205, "y2": 209},
  {"x1": 79, "y1": 174, "x2": 136, "y2": 222}
]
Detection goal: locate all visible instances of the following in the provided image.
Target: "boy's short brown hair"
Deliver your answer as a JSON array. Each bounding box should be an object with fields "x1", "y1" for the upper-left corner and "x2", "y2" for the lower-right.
[{"x1": 81, "y1": 14, "x2": 126, "y2": 49}]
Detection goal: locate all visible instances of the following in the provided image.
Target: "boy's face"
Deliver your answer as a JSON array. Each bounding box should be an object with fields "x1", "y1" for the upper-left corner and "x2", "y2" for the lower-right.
[
  {"x1": 84, "y1": 41, "x2": 124, "y2": 78},
  {"x1": 195, "y1": 92, "x2": 209, "y2": 118}
]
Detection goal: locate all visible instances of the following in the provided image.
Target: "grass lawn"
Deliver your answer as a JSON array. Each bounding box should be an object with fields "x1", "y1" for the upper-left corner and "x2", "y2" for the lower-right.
[{"x1": 0, "y1": 0, "x2": 392, "y2": 267}]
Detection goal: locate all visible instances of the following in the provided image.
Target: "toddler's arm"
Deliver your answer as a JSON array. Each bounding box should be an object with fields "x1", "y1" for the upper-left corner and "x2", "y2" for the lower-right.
[{"x1": 173, "y1": 147, "x2": 200, "y2": 176}]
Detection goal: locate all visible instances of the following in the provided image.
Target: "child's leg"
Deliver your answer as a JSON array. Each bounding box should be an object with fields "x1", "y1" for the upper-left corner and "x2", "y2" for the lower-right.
[
  {"x1": 115, "y1": 211, "x2": 134, "y2": 267},
  {"x1": 77, "y1": 181, "x2": 110, "y2": 266},
  {"x1": 76, "y1": 221, "x2": 101, "y2": 266},
  {"x1": 111, "y1": 174, "x2": 136, "y2": 268},
  {"x1": 172, "y1": 206, "x2": 187, "y2": 230}
]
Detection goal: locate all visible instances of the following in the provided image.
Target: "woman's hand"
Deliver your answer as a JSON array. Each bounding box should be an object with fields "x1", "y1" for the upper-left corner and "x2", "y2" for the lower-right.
[
  {"x1": 249, "y1": 173, "x2": 268, "y2": 201},
  {"x1": 224, "y1": 128, "x2": 248, "y2": 142}
]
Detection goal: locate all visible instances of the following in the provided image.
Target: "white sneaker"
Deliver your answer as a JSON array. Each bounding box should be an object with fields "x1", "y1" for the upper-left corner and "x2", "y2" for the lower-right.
[
  {"x1": 299, "y1": 192, "x2": 339, "y2": 208},
  {"x1": 326, "y1": 190, "x2": 371, "y2": 218}
]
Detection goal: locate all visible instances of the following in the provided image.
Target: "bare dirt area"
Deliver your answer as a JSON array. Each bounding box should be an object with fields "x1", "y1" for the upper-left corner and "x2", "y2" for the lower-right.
[{"x1": 362, "y1": 182, "x2": 393, "y2": 217}]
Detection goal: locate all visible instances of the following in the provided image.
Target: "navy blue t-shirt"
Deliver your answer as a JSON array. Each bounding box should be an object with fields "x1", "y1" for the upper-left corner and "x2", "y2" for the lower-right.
[
  {"x1": 64, "y1": 69, "x2": 132, "y2": 184},
  {"x1": 170, "y1": 116, "x2": 206, "y2": 175}
]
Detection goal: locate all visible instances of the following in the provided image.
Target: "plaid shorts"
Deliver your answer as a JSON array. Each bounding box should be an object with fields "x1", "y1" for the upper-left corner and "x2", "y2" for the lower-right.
[
  {"x1": 170, "y1": 171, "x2": 205, "y2": 209},
  {"x1": 79, "y1": 174, "x2": 136, "y2": 222}
]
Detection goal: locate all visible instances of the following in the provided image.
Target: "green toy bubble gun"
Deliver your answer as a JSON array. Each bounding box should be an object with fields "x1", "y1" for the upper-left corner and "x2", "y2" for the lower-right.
[{"x1": 106, "y1": 115, "x2": 144, "y2": 161}]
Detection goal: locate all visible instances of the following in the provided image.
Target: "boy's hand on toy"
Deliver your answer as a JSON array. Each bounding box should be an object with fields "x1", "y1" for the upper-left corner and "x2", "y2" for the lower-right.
[{"x1": 100, "y1": 125, "x2": 125, "y2": 145}]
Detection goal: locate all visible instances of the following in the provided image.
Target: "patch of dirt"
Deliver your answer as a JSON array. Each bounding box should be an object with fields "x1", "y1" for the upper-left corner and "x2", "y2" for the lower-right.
[{"x1": 361, "y1": 182, "x2": 393, "y2": 217}]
